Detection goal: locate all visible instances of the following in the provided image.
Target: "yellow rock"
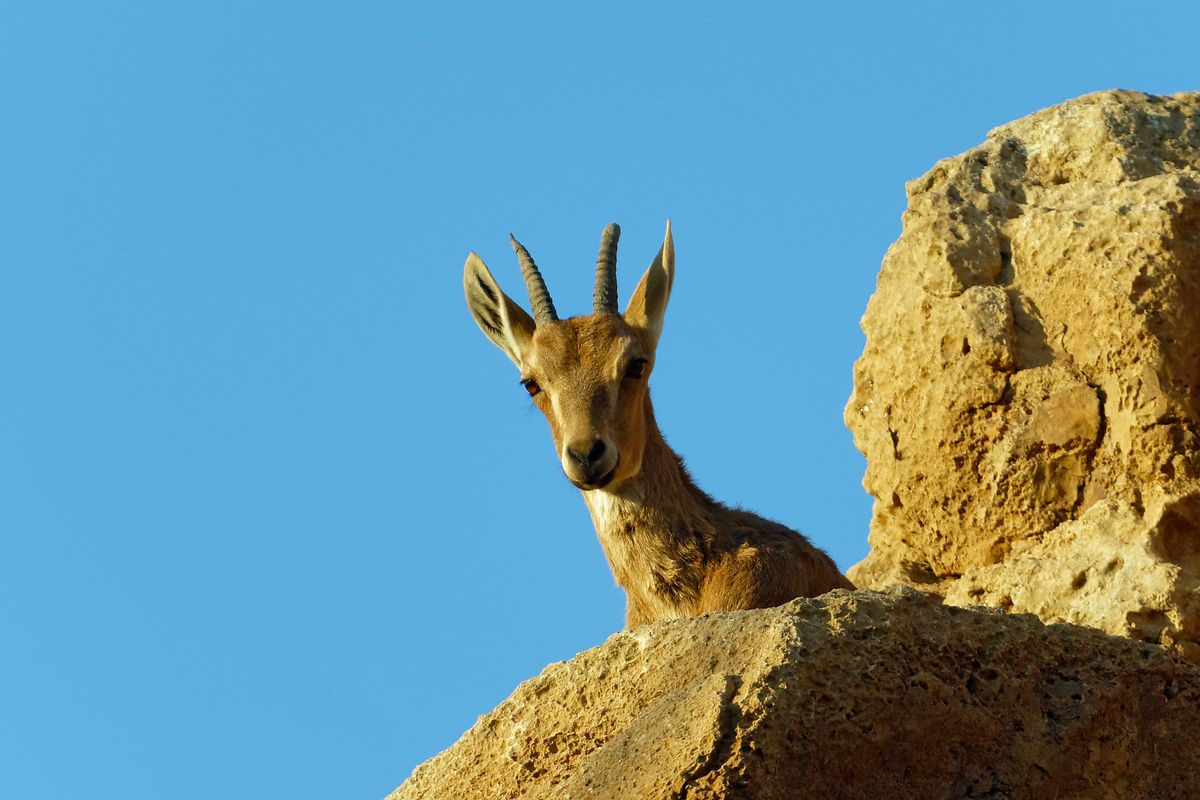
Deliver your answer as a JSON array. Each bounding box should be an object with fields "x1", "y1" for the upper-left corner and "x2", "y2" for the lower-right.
[
  {"x1": 391, "y1": 589, "x2": 1200, "y2": 799},
  {"x1": 847, "y1": 90, "x2": 1200, "y2": 662}
]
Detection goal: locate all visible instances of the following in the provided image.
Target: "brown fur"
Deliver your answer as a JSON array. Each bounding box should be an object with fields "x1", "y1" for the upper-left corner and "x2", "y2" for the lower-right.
[
  {"x1": 463, "y1": 223, "x2": 853, "y2": 628},
  {"x1": 582, "y1": 391, "x2": 853, "y2": 628}
]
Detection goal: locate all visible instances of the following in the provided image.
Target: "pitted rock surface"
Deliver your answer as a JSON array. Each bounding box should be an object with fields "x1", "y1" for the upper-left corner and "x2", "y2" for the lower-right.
[
  {"x1": 390, "y1": 588, "x2": 1200, "y2": 799},
  {"x1": 845, "y1": 90, "x2": 1200, "y2": 660}
]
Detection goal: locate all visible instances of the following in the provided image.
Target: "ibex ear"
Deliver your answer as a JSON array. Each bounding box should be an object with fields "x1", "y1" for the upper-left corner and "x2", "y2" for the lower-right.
[
  {"x1": 464, "y1": 252, "x2": 536, "y2": 367},
  {"x1": 623, "y1": 220, "x2": 675, "y2": 354}
]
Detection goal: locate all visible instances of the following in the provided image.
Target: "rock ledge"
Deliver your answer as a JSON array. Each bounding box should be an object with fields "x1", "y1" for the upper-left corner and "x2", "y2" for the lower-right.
[{"x1": 391, "y1": 588, "x2": 1200, "y2": 800}]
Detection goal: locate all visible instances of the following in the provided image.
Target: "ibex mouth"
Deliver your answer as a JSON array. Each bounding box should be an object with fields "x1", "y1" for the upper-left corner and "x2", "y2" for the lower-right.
[{"x1": 572, "y1": 457, "x2": 619, "y2": 492}]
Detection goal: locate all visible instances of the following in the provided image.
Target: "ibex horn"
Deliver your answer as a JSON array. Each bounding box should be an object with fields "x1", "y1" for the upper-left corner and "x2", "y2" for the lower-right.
[
  {"x1": 593, "y1": 223, "x2": 620, "y2": 314},
  {"x1": 509, "y1": 234, "x2": 558, "y2": 324}
]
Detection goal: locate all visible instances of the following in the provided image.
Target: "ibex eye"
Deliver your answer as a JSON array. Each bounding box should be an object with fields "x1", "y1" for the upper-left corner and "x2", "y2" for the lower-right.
[
  {"x1": 521, "y1": 378, "x2": 541, "y2": 397},
  {"x1": 624, "y1": 358, "x2": 648, "y2": 380}
]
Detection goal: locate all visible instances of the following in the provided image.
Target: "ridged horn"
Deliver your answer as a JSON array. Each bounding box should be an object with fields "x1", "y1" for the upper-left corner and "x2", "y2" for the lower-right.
[
  {"x1": 509, "y1": 234, "x2": 558, "y2": 324},
  {"x1": 593, "y1": 223, "x2": 620, "y2": 314}
]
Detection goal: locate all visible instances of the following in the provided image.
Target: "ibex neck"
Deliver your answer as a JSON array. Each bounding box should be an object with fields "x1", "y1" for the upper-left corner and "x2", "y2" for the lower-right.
[
  {"x1": 583, "y1": 403, "x2": 712, "y2": 526},
  {"x1": 581, "y1": 398, "x2": 717, "y2": 615}
]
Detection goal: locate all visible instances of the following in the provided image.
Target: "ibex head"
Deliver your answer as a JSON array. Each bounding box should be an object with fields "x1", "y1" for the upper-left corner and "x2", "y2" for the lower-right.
[{"x1": 464, "y1": 222, "x2": 675, "y2": 491}]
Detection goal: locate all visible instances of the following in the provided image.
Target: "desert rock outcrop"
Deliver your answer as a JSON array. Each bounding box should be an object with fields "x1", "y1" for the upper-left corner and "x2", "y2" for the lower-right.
[
  {"x1": 391, "y1": 588, "x2": 1200, "y2": 799},
  {"x1": 393, "y1": 93, "x2": 1200, "y2": 799},
  {"x1": 845, "y1": 90, "x2": 1200, "y2": 660}
]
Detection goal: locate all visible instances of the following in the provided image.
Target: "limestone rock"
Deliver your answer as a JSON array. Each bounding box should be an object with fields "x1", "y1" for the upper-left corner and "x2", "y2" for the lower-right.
[
  {"x1": 391, "y1": 588, "x2": 1200, "y2": 800},
  {"x1": 845, "y1": 90, "x2": 1200, "y2": 659},
  {"x1": 945, "y1": 497, "x2": 1200, "y2": 664}
]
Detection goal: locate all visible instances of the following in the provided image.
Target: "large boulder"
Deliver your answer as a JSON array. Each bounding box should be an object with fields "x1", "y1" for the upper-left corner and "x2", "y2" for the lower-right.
[
  {"x1": 845, "y1": 90, "x2": 1200, "y2": 660},
  {"x1": 391, "y1": 588, "x2": 1200, "y2": 799}
]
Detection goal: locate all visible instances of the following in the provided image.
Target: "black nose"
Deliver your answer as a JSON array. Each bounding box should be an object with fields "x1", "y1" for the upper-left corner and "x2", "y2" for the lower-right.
[{"x1": 568, "y1": 440, "x2": 607, "y2": 469}]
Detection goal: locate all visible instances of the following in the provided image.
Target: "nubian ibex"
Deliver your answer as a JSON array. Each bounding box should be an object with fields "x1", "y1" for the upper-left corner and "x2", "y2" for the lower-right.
[{"x1": 463, "y1": 221, "x2": 852, "y2": 628}]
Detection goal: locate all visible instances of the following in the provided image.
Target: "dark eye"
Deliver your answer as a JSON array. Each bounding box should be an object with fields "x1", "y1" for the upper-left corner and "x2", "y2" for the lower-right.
[
  {"x1": 521, "y1": 378, "x2": 541, "y2": 397},
  {"x1": 624, "y1": 358, "x2": 648, "y2": 380}
]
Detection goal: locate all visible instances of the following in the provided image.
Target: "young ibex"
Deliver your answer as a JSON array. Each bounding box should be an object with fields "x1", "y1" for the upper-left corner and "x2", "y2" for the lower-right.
[{"x1": 463, "y1": 221, "x2": 852, "y2": 627}]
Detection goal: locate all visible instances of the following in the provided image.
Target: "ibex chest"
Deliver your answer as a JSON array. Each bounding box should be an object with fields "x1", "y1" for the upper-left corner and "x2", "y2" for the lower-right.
[{"x1": 585, "y1": 491, "x2": 707, "y2": 617}]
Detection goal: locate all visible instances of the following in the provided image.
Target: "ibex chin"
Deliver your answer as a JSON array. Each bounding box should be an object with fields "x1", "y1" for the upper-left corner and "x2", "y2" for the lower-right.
[{"x1": 463, "y1": 221, "x2": 852, "y2": 628}]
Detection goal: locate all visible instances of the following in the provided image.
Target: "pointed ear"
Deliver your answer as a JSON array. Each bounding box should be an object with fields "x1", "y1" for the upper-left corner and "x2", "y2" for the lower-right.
[
  {"x1": 463, "y1": 252, "x2": 536, "y2": 367},
  {"x1": 623, "y1": 220, "x2": 675, "y2": 355}
]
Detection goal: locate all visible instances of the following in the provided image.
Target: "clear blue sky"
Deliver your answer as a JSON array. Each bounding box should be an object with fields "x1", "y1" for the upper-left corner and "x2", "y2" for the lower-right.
[{"x1": 2, "y1": 2, "x2": 1196, "y2": 798}]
